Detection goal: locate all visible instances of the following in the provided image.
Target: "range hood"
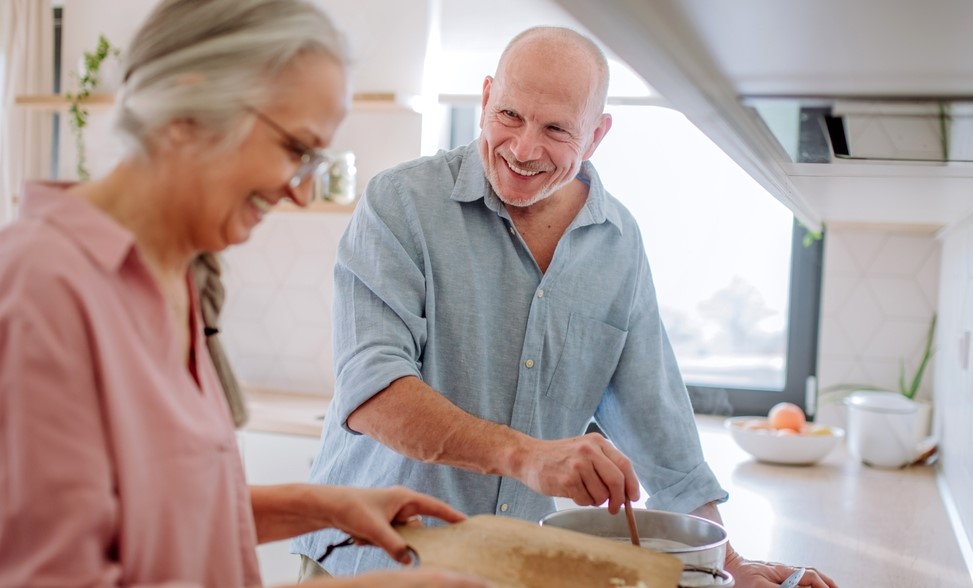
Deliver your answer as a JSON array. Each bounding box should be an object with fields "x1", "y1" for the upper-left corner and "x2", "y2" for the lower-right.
[
  {"x1": 745, "y1": 96, "x2": 973, "y2": 164},
  {"x1": 553, "y1": 0, "x2": 973, "y2": 229}
]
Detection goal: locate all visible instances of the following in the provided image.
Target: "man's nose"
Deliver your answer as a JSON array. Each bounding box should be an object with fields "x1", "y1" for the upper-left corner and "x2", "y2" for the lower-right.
[{"x1": 508, "y1": 127, "x2": 544, "y2": 162}]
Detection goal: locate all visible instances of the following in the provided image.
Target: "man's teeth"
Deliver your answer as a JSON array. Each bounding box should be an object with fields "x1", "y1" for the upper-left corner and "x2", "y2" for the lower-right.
[
  {"x1": 249, "y1": 194, "x2": 273, "y2": 213},
  {"x1": 508, "y1": 161, "x2": 540, "y2": 177}
]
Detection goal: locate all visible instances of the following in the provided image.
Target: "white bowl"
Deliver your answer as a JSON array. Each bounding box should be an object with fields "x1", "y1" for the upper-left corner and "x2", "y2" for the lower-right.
[{"x1": 724, "y1": 416, "x2": 844, "y2": 465}]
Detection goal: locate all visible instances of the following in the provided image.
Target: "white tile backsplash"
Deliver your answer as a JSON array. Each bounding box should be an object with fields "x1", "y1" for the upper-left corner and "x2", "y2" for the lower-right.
[
  {"x1": 868, "y1": 276, "x2": 934, "y2": 316},
  {"x1": 220, "y1": 211, "x2": 353, "y2": 396},
  {"x1": 817, "y1": 225, "x2": 941, "y2": 416}
]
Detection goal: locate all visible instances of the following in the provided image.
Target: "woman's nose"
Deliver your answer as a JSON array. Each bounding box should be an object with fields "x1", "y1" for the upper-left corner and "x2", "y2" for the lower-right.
[{"x1": 286, "y1": 176, "x2": 315, "y2": 207}]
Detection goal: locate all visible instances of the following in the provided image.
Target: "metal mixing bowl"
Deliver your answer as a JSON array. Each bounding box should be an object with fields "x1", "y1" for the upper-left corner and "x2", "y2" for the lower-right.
[{"x1": 540, "y1": 507, "x2": 733, "y2": 587}]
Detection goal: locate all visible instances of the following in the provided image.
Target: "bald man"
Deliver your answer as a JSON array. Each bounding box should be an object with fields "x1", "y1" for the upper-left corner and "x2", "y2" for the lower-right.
[{"x1": 294, "y1": 27, "x2": 837, "y2": 588}]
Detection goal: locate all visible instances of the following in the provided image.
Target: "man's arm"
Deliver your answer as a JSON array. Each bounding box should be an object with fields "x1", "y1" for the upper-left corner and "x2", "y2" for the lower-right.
[
  {"x1": 347, "y1": 375, "x2": 640, "y2": 514},
  {"x1": 690, "y1": 502, "x2": 839, "y2": 588}
]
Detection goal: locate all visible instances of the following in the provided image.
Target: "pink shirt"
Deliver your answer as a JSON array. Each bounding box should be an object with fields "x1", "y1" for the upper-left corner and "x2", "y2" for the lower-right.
[{"x1": 0, "y1": 183, "x2": 261, "y2": 587}]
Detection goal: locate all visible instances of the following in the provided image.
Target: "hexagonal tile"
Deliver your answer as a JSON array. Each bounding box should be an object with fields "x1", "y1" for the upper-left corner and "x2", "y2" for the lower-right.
[
  {"x1": 223, "y1": 285, "x2": 277, "y2": 323},
  {"x1": 836, "y1": 283, "x2": 884, "y2": 353},
  {"x1": 915, "y1": 245, "x2": 941, "y2": 309},
  {"x1": 867, "y1": 234, "x2": 938, "y2": 276},
  {"x1": 840, "y1": 231, "x2": 886, "y2": 271},
  {"x1": 279, "y1": 324, "x2": 330, "y2": 362},
  {"x1": 823, "y1": 233, "x2": 861, "y2": 274},
  {"x1": 818, "y1": 315, "x2": 857, "y2": 357},
  {"x1": 866, "y1": 318, "x2": 931, "y2": 359},
  {"x1": 820, "y1": 275, "x2": 859, "y2": 316},
  {"x1": 868, "y1": 277, "x2": 932, "y2": 317}
]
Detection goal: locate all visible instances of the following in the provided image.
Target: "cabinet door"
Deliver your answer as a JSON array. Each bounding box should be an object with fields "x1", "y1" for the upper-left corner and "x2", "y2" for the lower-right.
[
  {"x1": 239, "y1": 430, "x2": 322, "y2": 586},
  {"x1": 240, "y1": 430, "x2": 320, "y2": 484}
]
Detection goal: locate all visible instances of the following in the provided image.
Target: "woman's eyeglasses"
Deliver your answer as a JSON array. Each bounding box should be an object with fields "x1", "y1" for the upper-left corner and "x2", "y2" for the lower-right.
[{"x1": 246, "y1": 106, "x2": 333, "y2": 189}]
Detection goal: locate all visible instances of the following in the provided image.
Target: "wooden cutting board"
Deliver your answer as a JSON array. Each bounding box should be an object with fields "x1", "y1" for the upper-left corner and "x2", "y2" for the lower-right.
[{"x1": 397, "y1": 514, "x2": 683, "y2": 588}]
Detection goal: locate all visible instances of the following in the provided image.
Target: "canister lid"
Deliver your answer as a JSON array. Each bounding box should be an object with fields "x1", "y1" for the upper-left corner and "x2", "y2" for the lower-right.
[{"x1": 844, "y1": 391, "x2": 918, "y2": 414}]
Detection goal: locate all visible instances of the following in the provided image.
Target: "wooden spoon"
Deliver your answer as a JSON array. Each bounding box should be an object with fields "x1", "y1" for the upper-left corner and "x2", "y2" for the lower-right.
[{"x1": 624, "y1": 498, "x2": 641, "y2": 547}]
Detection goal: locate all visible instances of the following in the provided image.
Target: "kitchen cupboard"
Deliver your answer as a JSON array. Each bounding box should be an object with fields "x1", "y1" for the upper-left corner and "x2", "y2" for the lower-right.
[
  {"x1": 238, "y1": 429, "x2": 322, "y2": 587},
  {"x1": 936, "y1": 214, "x2": 973, "y2": 554}
]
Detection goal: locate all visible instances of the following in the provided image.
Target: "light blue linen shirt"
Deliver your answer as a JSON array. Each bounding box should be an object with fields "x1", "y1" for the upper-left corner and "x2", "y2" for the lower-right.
[{"x1": 292, "y1": 142, "x2": 727, "y2": 574}]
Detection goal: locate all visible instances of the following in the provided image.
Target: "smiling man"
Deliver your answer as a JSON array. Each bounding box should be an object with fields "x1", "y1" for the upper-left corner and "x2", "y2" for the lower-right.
[{"x1": 294, "y1": 26, "x2": 838, "y2": 588}]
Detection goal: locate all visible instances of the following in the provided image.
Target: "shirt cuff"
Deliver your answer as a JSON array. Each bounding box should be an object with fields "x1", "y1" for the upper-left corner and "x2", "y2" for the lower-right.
[{"x1": 644, "y1": 461, "x2": 729, "y2": 514}]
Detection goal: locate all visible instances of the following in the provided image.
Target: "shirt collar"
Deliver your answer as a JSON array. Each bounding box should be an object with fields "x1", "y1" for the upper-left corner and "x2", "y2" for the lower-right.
[
  {"x1": 20, "y1": 181, "x2": 137, "y2": 273},
  {"x1": 450, "y1": 141, "x2": 623, "y2": 234}
]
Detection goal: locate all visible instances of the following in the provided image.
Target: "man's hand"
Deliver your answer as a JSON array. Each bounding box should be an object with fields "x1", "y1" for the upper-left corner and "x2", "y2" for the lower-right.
[
  {"x1": 724, "y1": 550, "x2": 839, "y2": 588},
  {"x1": 514, "y1": 433, "x2": 639, "y2": 514}
]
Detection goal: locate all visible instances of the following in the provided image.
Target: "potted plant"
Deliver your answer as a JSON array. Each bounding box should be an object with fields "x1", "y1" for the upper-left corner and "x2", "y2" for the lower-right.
[
  {"x1": 65, "y1": 34, "x2": 121, "y2": 180},
  {"x1": 819, "y1": 313, "x2": 937, "y2": 467},
  {"x1": 818, "y1": 313, "x2": 936, "y2": 403}
]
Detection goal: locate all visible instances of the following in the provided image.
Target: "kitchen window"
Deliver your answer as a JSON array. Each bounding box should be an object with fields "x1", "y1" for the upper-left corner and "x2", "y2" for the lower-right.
[
  {"x1": 590, "y1": 104, "x2": 822, "y2": 416},
  {"x1": 441, "y1": 102, "x2": 822, "y2": 416}
]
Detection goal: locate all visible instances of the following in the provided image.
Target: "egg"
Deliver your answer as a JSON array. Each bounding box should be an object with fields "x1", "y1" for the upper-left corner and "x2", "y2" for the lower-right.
[{"x1": 768, "y1": 402, "x2": 806, "y2": 432}]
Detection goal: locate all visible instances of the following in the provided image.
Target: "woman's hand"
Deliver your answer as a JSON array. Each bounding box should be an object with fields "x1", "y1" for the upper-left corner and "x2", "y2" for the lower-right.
[
  {"x1": 250, "y1": 484, "x2": 467, "y2": 564},
  {"x1": 316, "y1": 485, "x2": 468, "y2": 564}
]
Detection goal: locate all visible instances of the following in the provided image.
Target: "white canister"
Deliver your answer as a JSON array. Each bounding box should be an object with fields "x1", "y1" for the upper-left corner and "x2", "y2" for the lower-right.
[{"x1": 845, "y1": 391, "x2": 922, "y2": 468}]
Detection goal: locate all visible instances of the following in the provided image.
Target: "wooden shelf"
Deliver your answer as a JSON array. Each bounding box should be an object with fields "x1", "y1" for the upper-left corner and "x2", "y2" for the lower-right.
[
  {"x1": 15, "y1": 92, "x2": 419, "y2": 113},
  {"x1": 15, "y1": 93, "x2": 115, "y2": 110},
  {"x1": 273, "y1": 200, "x2": 357, "y2": 214}
]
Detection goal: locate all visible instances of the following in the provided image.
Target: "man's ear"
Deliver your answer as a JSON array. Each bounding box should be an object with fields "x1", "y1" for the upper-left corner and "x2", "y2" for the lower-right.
[
  {"x1": 479, "y1": 76, "x2": 493, "y2": 128},
  {"x1": 582, "y1": 113, "x2": 612, "y2": 160}
]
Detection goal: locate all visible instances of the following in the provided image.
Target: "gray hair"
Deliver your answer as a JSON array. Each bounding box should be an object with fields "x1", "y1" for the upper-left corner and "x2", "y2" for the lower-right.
[{"x1": 114, "y1": 0, "x2": 349, "y2": 155}]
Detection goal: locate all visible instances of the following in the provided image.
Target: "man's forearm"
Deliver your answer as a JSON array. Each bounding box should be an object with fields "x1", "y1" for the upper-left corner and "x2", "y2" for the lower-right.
[{"x1": 346, "y1": 375, "x2": 534, "y2": 478}]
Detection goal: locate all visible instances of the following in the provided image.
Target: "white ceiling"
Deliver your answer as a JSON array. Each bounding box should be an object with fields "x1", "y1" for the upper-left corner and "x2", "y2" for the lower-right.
[
  {"x1": 670, "y1": 0, "x2": 973, "y2": 97},
  {"x1": 554, "y1": 0, "x2": 973, "y2": 229}
]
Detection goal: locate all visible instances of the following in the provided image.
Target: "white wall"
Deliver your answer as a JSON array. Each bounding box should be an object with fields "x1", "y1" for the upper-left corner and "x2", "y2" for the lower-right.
[{"x1": 935, "y1": 214, "x2": 973, "y2": 552}]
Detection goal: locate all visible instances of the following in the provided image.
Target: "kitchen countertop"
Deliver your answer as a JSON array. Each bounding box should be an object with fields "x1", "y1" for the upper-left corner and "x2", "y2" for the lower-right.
[
  {"x1": 242, "y1": 387, "x2": 330, "y2": 438},
  {"x1": 693, "y1": 415, "x2": 972, "y2": 588},
  {"x1": 242, "y1": 391, "x2": 971, "y2": 587}
]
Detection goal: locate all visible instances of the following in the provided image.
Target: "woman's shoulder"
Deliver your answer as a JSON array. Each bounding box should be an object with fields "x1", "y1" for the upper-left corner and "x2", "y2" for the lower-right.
[{"x1": 0, "y1": 219, "x2": 96, "y2": 304}]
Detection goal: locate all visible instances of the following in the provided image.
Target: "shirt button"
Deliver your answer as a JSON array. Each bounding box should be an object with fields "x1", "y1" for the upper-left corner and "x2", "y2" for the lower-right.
[
  {"x1": 537, "y1": 289, "x2": 544, "y2": 298},
  {"x1": 500, "y1": 503, "x2": 510, "y2": 512},
  {"x1": 524, "y1": 359, "x2": 534, "y2": 369},
  {"x1": 509, "y1": 226, "x2": 516, "y2": 235}
]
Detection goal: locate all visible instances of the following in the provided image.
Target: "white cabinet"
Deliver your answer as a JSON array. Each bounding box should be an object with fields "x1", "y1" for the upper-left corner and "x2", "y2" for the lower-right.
[
  {"x1": 238, "y1": 430, "x2": 322, "y2": 587},
  {"x1": 936, "y1": 218, "x2": 973, "y2": 554}
]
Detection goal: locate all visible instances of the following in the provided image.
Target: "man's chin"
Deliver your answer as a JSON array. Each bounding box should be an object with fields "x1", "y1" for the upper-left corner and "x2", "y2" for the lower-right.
[{"x1": 496, "y1": 187, "x2": 551, "y2": 208}]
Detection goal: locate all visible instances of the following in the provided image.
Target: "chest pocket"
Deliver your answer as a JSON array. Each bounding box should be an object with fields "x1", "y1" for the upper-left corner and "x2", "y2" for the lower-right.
[{"x1": 544, "y1": 312, "x2": 628, "y2": 411}]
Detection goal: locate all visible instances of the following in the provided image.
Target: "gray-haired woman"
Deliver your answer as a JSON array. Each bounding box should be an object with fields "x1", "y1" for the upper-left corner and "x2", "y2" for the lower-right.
[{"x1": 0, "y1": 1, "x2": 487, "y2": 586}]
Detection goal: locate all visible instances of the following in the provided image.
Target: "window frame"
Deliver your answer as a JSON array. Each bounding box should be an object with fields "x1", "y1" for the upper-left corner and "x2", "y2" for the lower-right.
[{"x1": 686, "y1": 221, "x2": 823, "y2": 416}]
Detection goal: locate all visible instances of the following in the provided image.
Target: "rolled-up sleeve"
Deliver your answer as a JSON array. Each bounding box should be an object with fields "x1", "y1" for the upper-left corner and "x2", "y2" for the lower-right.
[
  {"x1": 595, "y1": 242, "x2": 728, "y2": 513},
  {"x1": 330, "y1": 172, "x2": 428, "y2": 430}
]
